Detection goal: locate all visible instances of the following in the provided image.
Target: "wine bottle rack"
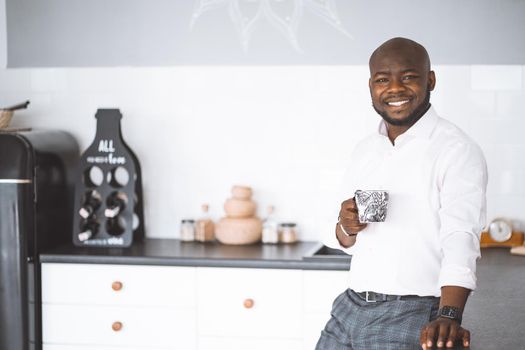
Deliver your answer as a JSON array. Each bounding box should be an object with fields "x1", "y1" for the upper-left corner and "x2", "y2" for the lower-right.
[{"x1": 72, "y1": 109, "x2": 145, "y2": 247}]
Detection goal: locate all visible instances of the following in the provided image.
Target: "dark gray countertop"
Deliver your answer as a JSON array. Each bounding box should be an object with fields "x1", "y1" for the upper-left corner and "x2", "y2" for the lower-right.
[
  {"x1": 39, "y1": 239, "x2": 351, "y2": 270},
  {"x1": 461, "y1": 248, "x2": 525, "y2": 350}
]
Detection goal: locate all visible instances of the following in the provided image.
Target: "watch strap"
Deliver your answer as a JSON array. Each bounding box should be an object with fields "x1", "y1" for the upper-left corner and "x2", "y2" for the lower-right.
[{"x1": 437, "y1": 306, "x2": 462, "y2": 324}]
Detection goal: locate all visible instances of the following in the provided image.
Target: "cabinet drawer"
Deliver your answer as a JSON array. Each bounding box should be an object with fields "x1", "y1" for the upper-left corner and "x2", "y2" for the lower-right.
[
  {"x1": 303, "y1": 312, "x2": 331, "y2": 350},
  {"x1": 42, "y1": 263, "x2": 196, "y2": 307},
  {"x1": 303, "y1": 270, "x2": 349, "y2": 350},
  {"x1": 199, "y1": 336, "x2": 303, "y2": 350},
  {"x1": 303, "y1": 270, "x2": 349, "y2": 313},
  {"x1": 197, "y1": 267, "x2": 302, "y2": 338},
  {"x1": 42, "y1": 304, "x2": 196, "y2": 348},
  {"x1": 44, "y1": 346, "x2": 173, "y2": 350}
]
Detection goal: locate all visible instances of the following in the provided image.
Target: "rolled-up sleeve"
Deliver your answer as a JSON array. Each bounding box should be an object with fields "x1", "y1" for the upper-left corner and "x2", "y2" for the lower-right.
[{"x1": 437, "y1": 142, "x2": 488, "y2": 291}]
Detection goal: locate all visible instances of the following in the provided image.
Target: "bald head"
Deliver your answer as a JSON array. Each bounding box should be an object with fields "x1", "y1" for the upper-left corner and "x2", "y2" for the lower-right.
[
  {"x1": 367, "y1": 37, "x2": 436, "y2": 133},
  {"x1": 369, "y1": 37, "x2": 431, "y2": 72}
]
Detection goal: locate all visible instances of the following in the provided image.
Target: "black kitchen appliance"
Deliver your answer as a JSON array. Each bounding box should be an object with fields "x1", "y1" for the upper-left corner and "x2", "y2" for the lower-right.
[
  {"x1": 0, "y1": 129, "x2": 79, "y2": 350},
  {"x1": 72, "y1": 109, "x2": 144, "y2": 247}
]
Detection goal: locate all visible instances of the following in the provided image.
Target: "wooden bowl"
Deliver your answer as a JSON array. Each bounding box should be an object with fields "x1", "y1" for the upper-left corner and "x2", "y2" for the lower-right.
[
  {"x1": 0, "y1": 110, "x2": 13, "y2": 129},
  {"x1": 231, "y1": 185, "x2": 253, "y2": 200},
  {"x1": 215, "y1": 217, "x2": 262, "y2": 245},
  {"x1": 224, "y1": 198, "x2": 256, "y2": 218}
]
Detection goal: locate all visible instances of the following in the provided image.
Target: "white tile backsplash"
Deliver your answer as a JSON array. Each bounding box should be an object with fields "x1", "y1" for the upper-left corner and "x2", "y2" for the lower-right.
[
  {"x1": 318, "y1": 65, "x2": 370, "y2": 94},
  {"x1": 466, "y1": 91, "x2": 497, "y2": 119},
  {"x1": 487, "y1": 169, "x2": 525, "y2": 196},
  {"x1": 488, "y1": 194, "x2": 525, "y2": 224},
  {"x1": 471, "y1": 65, "x2": 523, "y2": 91},
  {"x1": 496, "y1": 91, "x2": 525, "y2": 119},
  {"x1": 1, "y1": 63, "x2": 524, "y2": 241},
  {"x1": 469, "y1": 118, "x2": 525, "y2": 145},
  {"x1": 31, "y1": 69, "x2": 68, "y2": 92}
]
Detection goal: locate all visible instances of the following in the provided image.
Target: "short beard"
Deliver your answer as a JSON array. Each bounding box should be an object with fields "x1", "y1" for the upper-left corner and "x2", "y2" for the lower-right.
[{"x1": 373, "y1": 91, "x2": 431, "y2": 127}]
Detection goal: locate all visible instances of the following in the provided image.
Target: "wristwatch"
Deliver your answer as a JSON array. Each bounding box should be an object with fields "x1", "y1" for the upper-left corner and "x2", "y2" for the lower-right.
[{"x1": 437, "y1": 306, "x2": 462, "y2": 324}]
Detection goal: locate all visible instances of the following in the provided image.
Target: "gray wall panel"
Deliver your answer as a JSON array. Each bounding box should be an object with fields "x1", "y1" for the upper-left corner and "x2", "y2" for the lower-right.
[{"x1": 6, "y1": 0, "x2": 525, "y2": 67}]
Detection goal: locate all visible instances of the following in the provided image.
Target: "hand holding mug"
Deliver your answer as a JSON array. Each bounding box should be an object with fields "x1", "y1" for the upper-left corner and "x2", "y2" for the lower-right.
[{"x1": 338, "y1": 197, "x2": 367, "y2": 238}]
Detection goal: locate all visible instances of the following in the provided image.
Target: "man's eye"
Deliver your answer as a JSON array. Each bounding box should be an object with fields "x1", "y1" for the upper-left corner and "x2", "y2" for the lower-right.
[
  {"x1": 375, "y1": 78, "x2": 388, "y2": 83},
  {"x1": 403, "y1": 75, "x2": 417, "y2": 80}
]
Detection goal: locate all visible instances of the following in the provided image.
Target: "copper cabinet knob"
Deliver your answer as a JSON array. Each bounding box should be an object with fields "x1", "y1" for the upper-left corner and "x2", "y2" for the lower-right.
[
  {"x1": 111, "y1": 281, "x2": 123, "y2": 291},
  {"x1": 112, "y1": 321, "x2": 123, "y2": 332},
  {"x1": 243, "y1": 298, "x2": 254, "y2": 309}
]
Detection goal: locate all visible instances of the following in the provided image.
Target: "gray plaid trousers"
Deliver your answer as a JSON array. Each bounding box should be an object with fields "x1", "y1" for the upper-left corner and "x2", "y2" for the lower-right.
[{"x1": 315, "y1": 289, "x2": 440, "y2": 350}]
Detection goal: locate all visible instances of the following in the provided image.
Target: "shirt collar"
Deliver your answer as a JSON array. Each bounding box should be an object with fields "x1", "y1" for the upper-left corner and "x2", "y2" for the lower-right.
[{"x1": 377, "y1": 105, "x2": 439, "y2": 141}]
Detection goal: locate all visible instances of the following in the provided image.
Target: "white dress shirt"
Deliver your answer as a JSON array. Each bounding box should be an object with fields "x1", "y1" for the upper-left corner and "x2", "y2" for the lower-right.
[{"x1": 336, "y1": 107, "x2": 487, "y2": 297}]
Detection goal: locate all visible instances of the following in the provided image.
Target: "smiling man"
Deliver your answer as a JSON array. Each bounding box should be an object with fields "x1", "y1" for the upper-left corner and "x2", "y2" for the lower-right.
[
  {"x1": 315, "y1": 38, "x2": 488, "y2": 350},
  {"x1": 369, "y1": 39, "x2": 434, "y2": 135}
]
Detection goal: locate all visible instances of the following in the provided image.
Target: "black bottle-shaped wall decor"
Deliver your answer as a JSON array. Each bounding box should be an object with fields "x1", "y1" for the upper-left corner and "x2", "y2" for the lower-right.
[{"x1": 72, "y1": 109, "x2": 145, "y2": 247}]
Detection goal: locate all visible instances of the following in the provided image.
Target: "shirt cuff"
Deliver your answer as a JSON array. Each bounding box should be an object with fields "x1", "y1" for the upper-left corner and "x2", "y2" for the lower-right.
[{"x1": 438, "y1": 264, "x2": 477, "y2": 291}]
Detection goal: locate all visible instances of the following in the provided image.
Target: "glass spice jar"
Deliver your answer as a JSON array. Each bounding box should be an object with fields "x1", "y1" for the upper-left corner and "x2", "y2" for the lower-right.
[
  {"x1": 262, "y1": 205, "x2": 278, "y2": 244},
  {"x1": 278, "y1": 223, "x2": 298, "y2": 243},
  {"x1": 180, "y1": 219, "x2": 196, "y2": 241}
]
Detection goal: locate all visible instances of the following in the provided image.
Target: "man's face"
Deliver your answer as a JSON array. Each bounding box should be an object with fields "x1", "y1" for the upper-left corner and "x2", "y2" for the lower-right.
[{"x1": 369, "y1": 51, "x2": 435, "y2": 127}]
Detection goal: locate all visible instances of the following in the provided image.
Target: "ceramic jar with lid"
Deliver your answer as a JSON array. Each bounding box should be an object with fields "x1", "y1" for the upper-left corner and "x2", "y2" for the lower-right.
[
  {"x1": 180, "y1": 219, "x2": 195, "y2": 241},
  {"x1": 215, "y1": 185, "x2": 262, "y2": 245},
  {"x1": 278, "y1": 223, "x2": 298, "y2": 243}
]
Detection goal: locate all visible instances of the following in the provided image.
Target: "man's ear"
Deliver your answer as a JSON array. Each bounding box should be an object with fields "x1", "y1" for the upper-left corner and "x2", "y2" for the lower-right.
[{"x1": 428, "y1": 71, "x2": 436, "y2": 91}]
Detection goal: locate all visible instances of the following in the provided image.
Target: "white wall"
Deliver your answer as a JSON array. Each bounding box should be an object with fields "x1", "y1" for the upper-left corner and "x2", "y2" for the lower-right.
[{"x1": 1, "y1": 8, "x2": 524, "y2": 241}]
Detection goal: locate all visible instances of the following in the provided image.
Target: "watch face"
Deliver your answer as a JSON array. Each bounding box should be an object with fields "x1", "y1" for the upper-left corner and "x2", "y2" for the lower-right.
[
  {"x1": 438, "y1": 306, "x2": 462, "y2": 324},
  {"x1": 489, "y1": 219, "x2": 512, "y2": 242}
]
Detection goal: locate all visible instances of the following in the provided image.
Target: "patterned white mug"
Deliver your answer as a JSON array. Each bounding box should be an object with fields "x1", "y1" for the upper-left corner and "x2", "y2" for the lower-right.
[{"x1": 354, "y1": 190, "x2": 389, "y2": 223}]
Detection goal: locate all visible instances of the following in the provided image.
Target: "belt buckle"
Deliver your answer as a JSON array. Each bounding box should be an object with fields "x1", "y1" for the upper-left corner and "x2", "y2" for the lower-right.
[{"x1": 365, "y1": 291, "x2": 377, "y2": 303}]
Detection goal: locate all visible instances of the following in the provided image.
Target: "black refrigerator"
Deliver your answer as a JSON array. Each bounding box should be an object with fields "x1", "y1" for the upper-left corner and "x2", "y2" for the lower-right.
[{"x1": 0, "y1": 130, "x2": 78, "y2": 350}]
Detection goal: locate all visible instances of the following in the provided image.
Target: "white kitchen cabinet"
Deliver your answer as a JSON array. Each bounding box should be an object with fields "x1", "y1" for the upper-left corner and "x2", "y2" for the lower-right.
[
  {"x1": 44, "y1": 346, "x2": 170, "y2": 350},
  {"x1": 197, "y1": 267, "x2": 303, "y2": 348},
  {"x1": 41, "y1": 263, "x2": 197, "y2": 349},
  {"x1": 41, "y1": 263, "x2": 350, "y2": 350},
  {"x1": 303, "y1": 270, "x2": 350, "y2": 349},
  {"x1": 41, "y1": 263, "x2": 196, "y2": 307},
  {"x1": 42, "y1": 304, "x2": 195, "y2": 348},
  {"x1": 199, "y1": 336, "x2": 303, "y2": 350}
]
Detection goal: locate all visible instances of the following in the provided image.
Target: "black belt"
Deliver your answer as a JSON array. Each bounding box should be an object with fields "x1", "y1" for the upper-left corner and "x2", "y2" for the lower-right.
[{"x1": 354, "y1": 290, "x2": 438, "y2": 303}]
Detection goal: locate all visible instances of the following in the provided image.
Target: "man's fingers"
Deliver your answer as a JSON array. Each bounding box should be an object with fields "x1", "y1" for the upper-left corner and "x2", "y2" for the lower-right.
[
  {"x1": 446, "y1": 325, "x2": 458, "y2": 348},
  {"x1": 421, "y1": 321, "x2": 469, "y2": 349},
  {"x1": 338, "y1": 206, "x2": 366, "y2": 233},
  {"x1": 338, "y1": 214, "x2": 361, "y2": 225},
  {"x1": 341, "y1": 198, "x2": 358, "y2": 212},
  {"x1": 420, "y1": 326, "x2": 428, "y2": 349},
  {"x1": 459, "y1": 328, "x2": 470, "y2": 347},
  {"x1": 338, "y1": 205, "x2": 359, "y2": 218},
  {"x1": 338, "y1": 217, "x2": 362, "y2": 227},
  {"x1": 425, "y1": 325, "x2": 436, "y2": 348},
  {"x1": 437, "y1": 323, "x2": 449, "y2": 348}
]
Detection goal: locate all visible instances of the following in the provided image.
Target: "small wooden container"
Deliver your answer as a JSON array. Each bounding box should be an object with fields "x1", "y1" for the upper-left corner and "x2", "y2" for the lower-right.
[
  {"x1": 224, "y1": 198, "x2": 256, "y2": 218},
  {"x1": 231, "y1": 185, "x2": 253, "y2": 200},
  {"x1": 215, "y1": 217, "x2": 262, "y2": 245}
]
